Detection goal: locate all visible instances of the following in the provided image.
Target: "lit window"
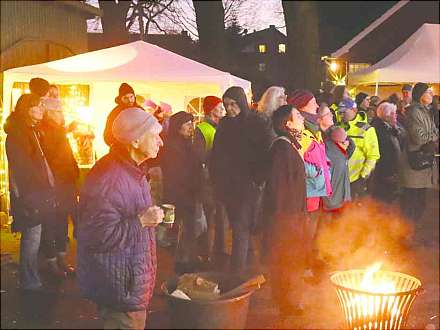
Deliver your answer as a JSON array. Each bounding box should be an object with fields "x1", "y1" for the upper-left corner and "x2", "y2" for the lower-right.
[
  {"x1": 258, "y1": 44, "x2": 267, "y2": 53},
  {"x1": 278, "y1": 43, "x2": 286, "y2": 53},
  {"x1": 258, "y1": 63, "x2": 266, "y2": 71},
  {"x1": 349, "y1": 63, "x2": 370, "y2": 73}
]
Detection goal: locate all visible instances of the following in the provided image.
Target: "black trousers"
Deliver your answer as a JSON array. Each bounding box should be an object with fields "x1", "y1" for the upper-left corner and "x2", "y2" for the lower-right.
[
  {"x1": 350, "y1": 178, "x2": 369, "y2": 200},
  {"x1": 40, "y1": 209, "x2": 69, "y2": 259},
  {"x1": 400, "y1": 188, "x2": 427, "y2": 222}
]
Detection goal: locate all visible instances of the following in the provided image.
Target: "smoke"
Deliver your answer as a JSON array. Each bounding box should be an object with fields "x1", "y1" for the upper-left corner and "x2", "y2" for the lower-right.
[{"x1": 315, "y1": 197, "x2": 416, "y2": 273}]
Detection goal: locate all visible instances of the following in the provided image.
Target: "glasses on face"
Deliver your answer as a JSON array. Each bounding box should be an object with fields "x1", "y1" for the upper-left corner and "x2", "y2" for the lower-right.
[
  {"x1": 320, "y1": 111, "x2": 332, "y2": 118},
  {"x1": 424, "y1": 89, "x2": 434, "y2": 96}
]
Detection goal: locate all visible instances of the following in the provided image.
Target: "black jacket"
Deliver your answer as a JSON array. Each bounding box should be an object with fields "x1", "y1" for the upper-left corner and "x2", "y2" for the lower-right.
[
  {"x1": 4, "y1": 112, "x2": 57, "y2": 231},
  {"x1": 210, "y1": 109, "x2": 272, "y2": 206},
  {"x1": 161, "y1": 132, "x2": 200, "y2": 213},
  {"x1": 264, "y1": 136, "x2": 307, "y2": 222},
  {"x1": 40, "y1": 118, "x2": 79, "y2": 212},
  {"x1": 371, "y1": 117, "x2": 406, "y2": 179}
]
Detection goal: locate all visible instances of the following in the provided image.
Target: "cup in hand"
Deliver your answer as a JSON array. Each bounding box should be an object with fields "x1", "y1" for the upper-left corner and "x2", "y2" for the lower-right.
[{"x1": 161, "y1": 204, "x2": 175, "y2": 224}]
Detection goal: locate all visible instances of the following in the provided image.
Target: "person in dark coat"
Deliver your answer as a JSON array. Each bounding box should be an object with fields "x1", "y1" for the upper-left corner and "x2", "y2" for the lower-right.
[
  {"x1": 370, "y1": 102, "x2": 406, "y2": 203},
  {"x1": 103, "y1": 83, "x2": 142, "y2": 147},
  {"x1": 263, "y1": 104, "x2": 309, "y2": 318},
  {"x1": 77, "y1": 108, "x2": 164, "y2": 329},
  {"x1": 39, "y1": 102, "x2": 79, "y2": 277},
  {"x1": 210, "y1": 86, "x2": 272, "y2": 275},
  {"x1": 5, "y1": 94, "x2": 58, "y2": 291},
  {"x1": 161, "y1": 111, "x2": 203, "y2": 273}
]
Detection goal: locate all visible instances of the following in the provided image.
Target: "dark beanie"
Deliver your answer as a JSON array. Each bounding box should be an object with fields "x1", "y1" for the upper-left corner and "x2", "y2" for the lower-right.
[
  {"x1": 29, "y1": 77, "x2": 50, "y2": 97},
  {"x1": 118, "y1": 83, "x2": 135, "y2": 97},
  {"x1": 222, "y1": 86, "x2": 250, "y2": 116},
  {"x1": 412, "y1": 82, "x2": 429, "y2": 102},
  {"x1": 287, "y1": 89, "x2": 314, "y2": 110},
  {"x1": 355, "y1": 92, "x2": 369, "y2": 107}
]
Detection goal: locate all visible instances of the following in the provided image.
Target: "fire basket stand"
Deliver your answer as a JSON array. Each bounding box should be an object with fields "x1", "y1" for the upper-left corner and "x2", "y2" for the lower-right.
[{"x1": 330, "y1": 269, "x2": 423, "y2": 330}]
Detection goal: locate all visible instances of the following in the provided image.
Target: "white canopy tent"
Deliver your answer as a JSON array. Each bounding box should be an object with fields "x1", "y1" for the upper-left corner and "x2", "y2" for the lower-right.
[
  {"x1": 349, "y1": 23, "x2": 440, "y2": 88},
  {"x1": 2, "y1": 40, "x2": 251, "y2": 159}
]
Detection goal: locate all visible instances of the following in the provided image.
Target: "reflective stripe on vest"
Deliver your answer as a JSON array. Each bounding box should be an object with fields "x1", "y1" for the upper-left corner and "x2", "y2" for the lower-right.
[{"x1": 197, "y1": 121, "x2": 216, "y2": 151}]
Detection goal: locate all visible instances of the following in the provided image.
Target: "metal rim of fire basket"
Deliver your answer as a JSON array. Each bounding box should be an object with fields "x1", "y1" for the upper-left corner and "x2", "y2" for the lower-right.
[{"x1": 329, "y1": 270, "x2": 424, "y2": 297}]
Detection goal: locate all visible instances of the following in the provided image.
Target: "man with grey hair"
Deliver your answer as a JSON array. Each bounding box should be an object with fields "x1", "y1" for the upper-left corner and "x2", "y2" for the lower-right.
[{"x1": 77, "y1": 108, "x2": 164, "y2": 329}]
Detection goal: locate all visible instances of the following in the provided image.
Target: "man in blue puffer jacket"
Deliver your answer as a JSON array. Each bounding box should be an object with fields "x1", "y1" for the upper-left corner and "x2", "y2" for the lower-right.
[{"x1": 77, "y1": 108, "x2": 164, "y2": 329}]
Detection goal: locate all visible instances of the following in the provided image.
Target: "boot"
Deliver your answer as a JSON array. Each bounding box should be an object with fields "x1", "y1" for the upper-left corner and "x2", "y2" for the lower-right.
[
  {"x1": 47, "y1": 258, "x2": 67, "y2": 279},
  {"x1": 57, "y1": 252, "x2": 75, "y2": 277}
]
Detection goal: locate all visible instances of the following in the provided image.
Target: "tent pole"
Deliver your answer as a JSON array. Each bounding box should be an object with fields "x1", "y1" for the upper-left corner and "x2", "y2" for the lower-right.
[{"x1": 375, "y1": 81, "x2": 379, "y2": 96}]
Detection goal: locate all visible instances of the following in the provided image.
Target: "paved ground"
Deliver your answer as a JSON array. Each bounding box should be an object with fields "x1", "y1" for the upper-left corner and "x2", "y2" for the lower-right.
[{"x1": 1, "y1": 188, "x2": 438, "y2": 329}]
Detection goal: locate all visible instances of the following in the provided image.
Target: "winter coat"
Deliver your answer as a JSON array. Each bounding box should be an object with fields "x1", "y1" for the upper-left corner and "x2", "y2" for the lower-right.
[
  {"x1": 264, "y1": 136, "x2": 307, "y2": 220},
  {"x1": 323, "y1": 141, "x2": 351, "y2": 210},
  {"x1": 400, "y1": 102, "x2": 439, "y2": 188},
  {"x1": 210, "y1": 108, "x2": 272, "y2": 208},
  {"x1": 77, "y1": 146, "x2": 156, "y2": 312},
  {"x1": 338, "y1": 111, "x2": 380, "y2": 182},
  {"x1": 370, "y1": 118, "x2": 406, "y2": 180},
  {"x1": 39, "y1": 118, "x2": 79, "y2": 213},
  {"x1": 263, "y1": 136, "x2": 308, "y2": 261},
  {"x1": 299, "y1": 116, "x2": 332, "y2": 212},
  {"x1": 4, "y1": 112, "x2": 58, "y2": 231},
  {"x1": 161, "y1": 132, "x2": 200, "y2": 214}
]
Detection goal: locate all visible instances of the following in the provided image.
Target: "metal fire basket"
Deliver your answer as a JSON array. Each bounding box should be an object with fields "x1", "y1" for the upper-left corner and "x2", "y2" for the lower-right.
[{"x1": 330, "y1": 270, "x2": 423, "y2": 330}]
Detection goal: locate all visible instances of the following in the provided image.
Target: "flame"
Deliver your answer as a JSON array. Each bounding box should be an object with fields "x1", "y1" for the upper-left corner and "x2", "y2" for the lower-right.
[
  {"x1": 348, "y1": 262, "x2": 401, "y2": 327},
  {"x1": 360, "y1": 262, "x2": 396, "y2": 294}
]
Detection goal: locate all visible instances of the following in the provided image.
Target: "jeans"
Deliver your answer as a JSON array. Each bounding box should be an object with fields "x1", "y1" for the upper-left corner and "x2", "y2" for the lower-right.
[
  {"x1": 20, "y1": 224, "x2": 43, "y2": 290},
  {"x1": 199, "y1": 201, "x2": 228, "y2": 256},
  {"x1": 98, "y1": 305, "x2": 146, "y2": 330},
  {"x1": 350, "y1": 178, "x2": 369, "y2": 200}
]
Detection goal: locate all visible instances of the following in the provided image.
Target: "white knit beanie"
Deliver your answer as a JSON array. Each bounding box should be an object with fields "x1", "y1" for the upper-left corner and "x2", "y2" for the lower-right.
[{"x1": 112, "y1": 108, "x2": 161, "y2": 144}]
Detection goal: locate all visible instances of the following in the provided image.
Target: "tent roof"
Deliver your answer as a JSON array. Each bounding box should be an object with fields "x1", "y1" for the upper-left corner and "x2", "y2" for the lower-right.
[
  {"x1": 332, "y1": 1, "x2": 409, "y2": 58},
  {"x1": 349, "y1": 23, "x2": 440, "y2": 85},
  {"x1": 4, "y1": 40, "x2": 250, "y2": 89}
]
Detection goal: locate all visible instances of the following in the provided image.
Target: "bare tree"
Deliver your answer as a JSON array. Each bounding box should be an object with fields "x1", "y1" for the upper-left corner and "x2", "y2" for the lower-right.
[
  {"x1": 282, "y1": 1, "x2": 321, "y2": 92},
  {"x1": 98, "y1": 0, "x2": 131, "y2": 46},
  {"x1": 126, "y1": 0, "x2": 175, "y2": 40},
  {"x1": 193, "y1": 0, "x2": 226, "y2": 69}
]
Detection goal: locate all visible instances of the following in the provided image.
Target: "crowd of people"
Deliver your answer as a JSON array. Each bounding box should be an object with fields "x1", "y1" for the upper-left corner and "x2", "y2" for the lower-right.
[{"x1": 5, "y1": 77, "x2": 439, "y2": 328}]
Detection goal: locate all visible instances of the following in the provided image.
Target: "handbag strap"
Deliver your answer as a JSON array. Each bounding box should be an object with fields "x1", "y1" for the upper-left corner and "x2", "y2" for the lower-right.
[{"x1": 32, "y1": 129, "x2": 55, "y2": 188}]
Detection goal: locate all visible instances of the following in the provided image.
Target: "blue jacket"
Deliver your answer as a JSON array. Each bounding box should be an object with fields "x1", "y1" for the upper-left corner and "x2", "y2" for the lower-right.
[{"x1": 77, "y1": 146, "x2": 156, "y2": 312}]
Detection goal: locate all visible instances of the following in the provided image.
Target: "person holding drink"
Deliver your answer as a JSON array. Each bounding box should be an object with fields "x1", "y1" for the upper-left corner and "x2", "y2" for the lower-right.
[
  {"x1": 77, "y1": 108, "x2": 164, "y2": 330},
  {"x1": 161, "y1": 111, "x2": 204, "y2": 274}
]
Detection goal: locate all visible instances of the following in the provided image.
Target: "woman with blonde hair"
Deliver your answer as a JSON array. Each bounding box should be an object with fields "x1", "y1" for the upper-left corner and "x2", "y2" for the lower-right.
[{"x1": 257, "y1": 86, "x2": 287, "y2": 117}]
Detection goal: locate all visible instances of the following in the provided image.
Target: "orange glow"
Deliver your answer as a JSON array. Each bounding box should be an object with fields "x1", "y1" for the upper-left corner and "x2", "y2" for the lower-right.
[{"x1": 352, "y1": 263, "x2": 400, "y2": 323}]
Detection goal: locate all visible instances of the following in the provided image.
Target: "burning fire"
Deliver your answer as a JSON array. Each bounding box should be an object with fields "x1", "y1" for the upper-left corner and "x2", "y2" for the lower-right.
[
  {"x1": 331, "y1": 262, "x2": 422, "y2": 330},
  {"x1": 349, "y1": 262, "x2": 400, "y2": 329},
  {"x1": 360, "y1": 262, "x2": 396, "y2": 293}
]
